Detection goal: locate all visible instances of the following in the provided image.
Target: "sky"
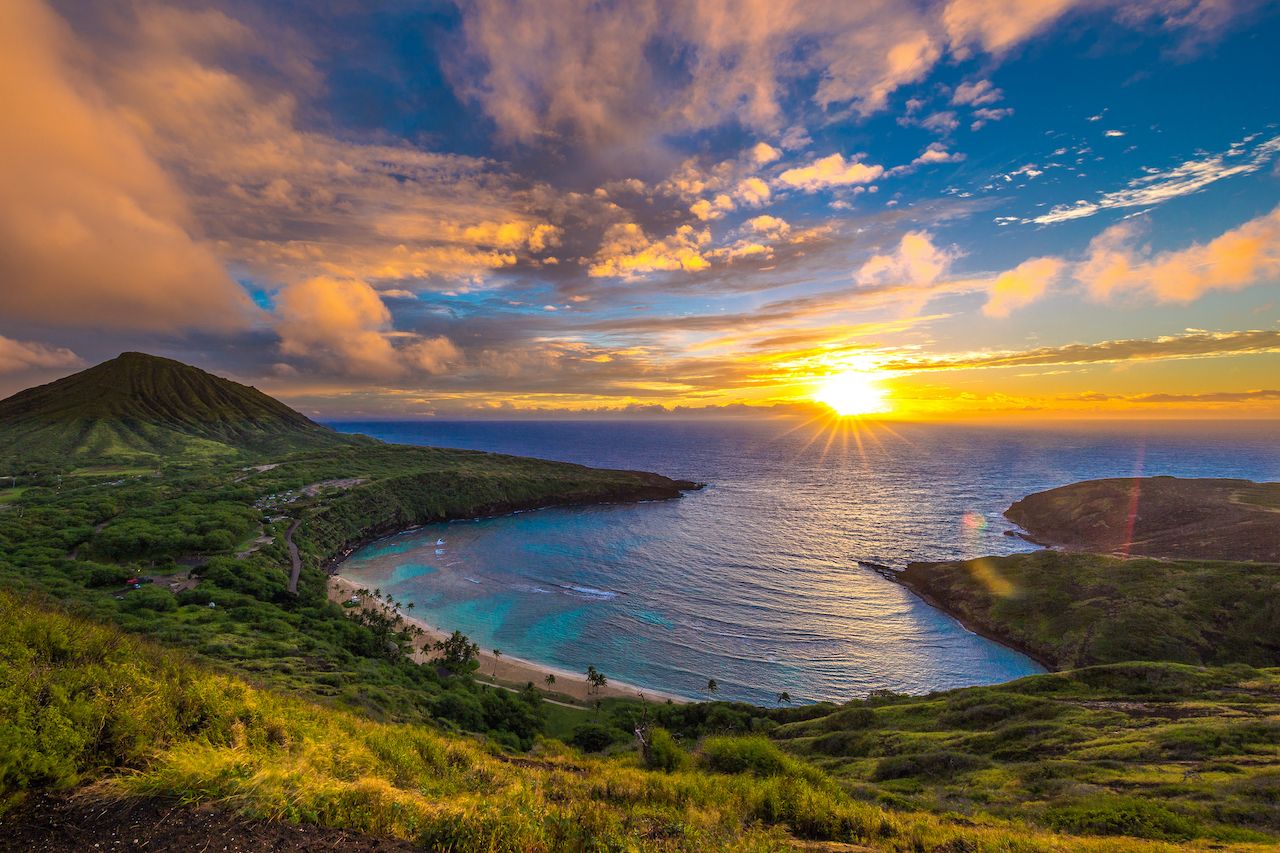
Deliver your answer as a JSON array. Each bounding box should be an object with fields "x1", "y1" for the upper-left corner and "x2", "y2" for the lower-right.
[{"x1": 1, "y1": 0, "x2": 1278, "y2": 420}]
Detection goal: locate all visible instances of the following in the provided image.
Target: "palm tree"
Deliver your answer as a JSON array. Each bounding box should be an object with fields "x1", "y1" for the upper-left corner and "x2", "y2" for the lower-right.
[
  {"x1": 706, "y1": 678, "x2": 719, "y2": 696},
  {"x1": 585, "y1": 665, "x2": 598, "y2": 694},
  {"x1": 776, "y1": 691, "x2": 792, "y2": 705},
  {"x1": 406, "y1": 601, "x2": 415, "y2": 614},
  {"x1": 492, "y1": 648, "x2": 503, "y2": 677},
  {"x1": 544, "y1": 673, "x2": 556, "y2": 690}
]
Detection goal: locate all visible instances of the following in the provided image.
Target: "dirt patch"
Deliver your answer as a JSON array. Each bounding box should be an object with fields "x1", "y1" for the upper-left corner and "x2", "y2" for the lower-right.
[
  {"x1": 303, "y1": 477, "x2": 368, "y2": 497},
  {"x1": 0, "y1": 793, "x2": 421, "y2": 852}
]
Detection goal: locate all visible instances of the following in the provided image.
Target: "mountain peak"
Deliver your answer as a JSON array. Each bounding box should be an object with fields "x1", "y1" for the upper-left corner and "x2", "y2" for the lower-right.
[{"x1": 0, "y1": 353, "x2": 362, "y2": 465}]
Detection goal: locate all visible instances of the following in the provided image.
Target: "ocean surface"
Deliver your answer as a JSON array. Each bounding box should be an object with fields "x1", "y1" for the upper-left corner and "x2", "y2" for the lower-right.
[{"x1": 328, "y1": 419, "x2": 1279, "y2": 704}]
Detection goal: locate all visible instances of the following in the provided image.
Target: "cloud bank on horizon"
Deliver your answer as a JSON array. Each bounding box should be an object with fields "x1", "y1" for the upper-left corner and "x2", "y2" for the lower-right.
[{"x1": 0, "y1": 0, "x2": 1278, "y2": 419}]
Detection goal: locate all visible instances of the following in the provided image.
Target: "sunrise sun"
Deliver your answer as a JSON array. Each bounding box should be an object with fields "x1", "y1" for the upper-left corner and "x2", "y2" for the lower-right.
[{"x1": 814, "y1": 371, "x2": 888, "y2": 417}]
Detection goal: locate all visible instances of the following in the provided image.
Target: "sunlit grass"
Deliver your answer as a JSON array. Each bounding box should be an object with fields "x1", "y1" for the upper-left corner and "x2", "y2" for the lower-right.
[{"x1": 4, "y1": 591, "x2": 1238, "y2": 851}]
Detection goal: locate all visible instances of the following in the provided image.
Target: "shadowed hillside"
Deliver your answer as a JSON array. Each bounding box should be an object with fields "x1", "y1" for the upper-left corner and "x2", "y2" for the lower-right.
[
  {"x1": 1005, "y1": 476, "x2": 1280, "y2": 563},
  {"x1": 0, "y1": 352, "x2": 364, "y2": 464}
]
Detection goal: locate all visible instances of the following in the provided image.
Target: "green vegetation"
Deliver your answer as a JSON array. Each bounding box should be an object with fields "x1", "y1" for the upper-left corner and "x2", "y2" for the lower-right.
[
  {"x1": 771, "y1": 662, "x2": 1280, "y2": 846},
  {"x1": 0, "y1": 352, "x2": 362, "y2": 465},
  {"x1": 897, "y1": 550, "x2": 1280, "y2": 669},
  {"x1": 7, "y1": 590, "x2": 1253, "y2": 851},
  {"x1": 0, "y1": 444, "x2": 689, "y2": 744},
  {"x1": 2, "y1": 356, "x2": 1277, "y2": 848}
]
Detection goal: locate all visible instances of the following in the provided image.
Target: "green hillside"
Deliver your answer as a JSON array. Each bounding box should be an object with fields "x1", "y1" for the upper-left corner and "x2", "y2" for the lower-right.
[
  {"x1": 0, "y1": 361, "x2": 1277, "y2": 849},
  {"x1": 9, "y1": 590, "x2": 1276, "y2": 850},
  {"x1": 0, "y1": 352, "x2": 362, "y2": 465},
  {"x1": 896, "y1": 551, "x2": 1280, "y2": 670}
]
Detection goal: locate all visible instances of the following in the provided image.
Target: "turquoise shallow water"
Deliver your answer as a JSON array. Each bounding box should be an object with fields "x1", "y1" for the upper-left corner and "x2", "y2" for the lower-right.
[{"x1": 333, "y1": 419, "x2": 1279, "y2": 704}]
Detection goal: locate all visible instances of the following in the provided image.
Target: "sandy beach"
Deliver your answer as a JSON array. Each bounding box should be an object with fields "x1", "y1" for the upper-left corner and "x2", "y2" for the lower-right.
[{"x1": 328, "y1": 575, "x2": 688, "y2": 705}]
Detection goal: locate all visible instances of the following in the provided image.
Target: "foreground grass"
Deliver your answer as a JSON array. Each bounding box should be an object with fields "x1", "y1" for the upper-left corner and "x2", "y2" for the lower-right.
[
  {"x1": 774, "y1": 663, "x2": 1280, "y2": 847},
  {"x1": 4, "y1": 592, "x2": 1240, "y2": 852}
]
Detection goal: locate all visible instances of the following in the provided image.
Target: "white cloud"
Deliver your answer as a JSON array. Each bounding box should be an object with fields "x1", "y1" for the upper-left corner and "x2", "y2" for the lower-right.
[
  {"x1": 1030, "y1": 132, "x2": 1280, "y2": 224},
  {"x1": 588, "y1": 223, "x2": 712, "y2": 278},
  {"x1": 913, "y1": 142, "x2": 966, "y2": 166},
  {"x1": 735, "y1": 177, "x2": 772, "y2": 206},
  {"x1": 746, "y1": 215, "x2": 791, "y2": 240}
]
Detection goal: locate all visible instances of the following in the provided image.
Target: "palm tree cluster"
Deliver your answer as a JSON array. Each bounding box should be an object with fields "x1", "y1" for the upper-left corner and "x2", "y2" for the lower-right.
[
  {"x1": 584, "y1": 665, "x2": 608, "y2": 695},
  {"x1": 346, "y1": 587, "x2": 424, "y2": 662}
]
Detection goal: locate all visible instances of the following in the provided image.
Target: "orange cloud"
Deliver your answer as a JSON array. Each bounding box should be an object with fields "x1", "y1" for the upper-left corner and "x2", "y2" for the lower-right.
[
  {"x1": 0, "y1": 335, "x2": 82, "y2": 374},
  {"x1": 588, "y1": 224, "x2": 712, "y2": 278},
  {"x1": 1078, "y1": 205, "x2": 1280, "y2": 302},
  {"x1": 275, "y1": 277, "x2": 402, "y2": 378},
  {"x1": 943, "y1": 0, "x2": 1083, "y2": 54},
  {"x1": 858, "y1": 232, "x2": 955, "y2": 288},
  {"x1": 779, "y1": 153, "x2": 884, "y2": 191},
  {"x1": 0, "y1": 0, "x2": 258, "y2": 332},
  {"x1": 984, "y1": 257, "x2": 1065, "y2": 317}
]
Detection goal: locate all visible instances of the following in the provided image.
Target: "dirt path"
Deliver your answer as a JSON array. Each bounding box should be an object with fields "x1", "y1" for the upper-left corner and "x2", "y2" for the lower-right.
[{"x1": 285, "y1": 519, "x2": 302, "y2": 594}]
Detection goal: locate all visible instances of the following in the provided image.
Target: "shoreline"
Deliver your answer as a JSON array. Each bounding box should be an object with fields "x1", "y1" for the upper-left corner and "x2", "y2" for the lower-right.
[
  {"x1": 887, "y1": 565, "x2": 1057, "y2": 671},
  {"x1": 328, "y1": 575, "x2": 690, "y2": 705},
  {"x1": 317, "y1": 482, "x2": 703, "y2": 576}
]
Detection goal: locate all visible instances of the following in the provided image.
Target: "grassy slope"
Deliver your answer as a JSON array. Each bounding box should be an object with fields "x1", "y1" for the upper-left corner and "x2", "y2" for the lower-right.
[
  {"x1": 4, "y1": 591, "x2": 1255, "y2": 852},
  {"x1": 775, "y1": 662, "x2": 1280, "y2": 847},
  {"x1": 0, "y1": 352, "x2": 361, "y2": 465},
  {"x1": 896, "y1": 551, "x2": 1280, "y2": 670}
]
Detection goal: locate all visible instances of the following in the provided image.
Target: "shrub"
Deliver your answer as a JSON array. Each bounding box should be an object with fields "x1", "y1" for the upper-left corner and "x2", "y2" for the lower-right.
[
  {"x1": 1045, "y1": 795, "x2": 1202, "y2": 841},
  {"x1": 430, "y1": 691, "x2": 484, "y2": 730},
  {"x1": 700, "y1": 736, "x2": 800, "y2": 778},
  {"x1": 570, "y1": 723, "x2": 618, "y2": 753},
  {"x1": 821, "y1": 707, "x2": 876, "y2": 732},
  {"x1": 811, "y1": 731, "x2": 871, "y2": 757},
  {"x1": 643, "y1": 727, "x2": 688, "y2": 772},
  {"x1": 121, "y1": 585, "x2": 177, "y2": 613},
  {"x1": 871, "y1": 750, "x2": 989, "y2": 781},
  {"x1": 81, "y1": 562, "x2": 134, "y2": 588}
]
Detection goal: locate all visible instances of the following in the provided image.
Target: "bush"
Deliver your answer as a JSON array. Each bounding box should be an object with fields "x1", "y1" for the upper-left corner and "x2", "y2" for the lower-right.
[
  {"x1": 1045, "y1": 795, "x2": 1202, "y2": 841},
  {"x1": 811, "y1": 730, "x2": 871, "y2": 757},
  {"x1": 81, "y1": 562, "x2": 134, "y2": 588},
  {"x1": 871, "y1": 750, "x2": 989, "y2": 781},
  {"x1": 700, "y1": 736, "x2": 798, "y2": 778},
  {"x1": 120, "y1": 585, "x2": 177, "y2": 613},
  {"x1": 643, "y1": 727, "x2": 687, "y2": 772},
  {"x1": 430, "y1": 691, "x2": 484, "y2": 730},
  {"x1": 821, "y1": 706, "x2": 876, "y2": 732},
  {"x1": 570, "y1": 723, "x2": 618, "y2": 753}
]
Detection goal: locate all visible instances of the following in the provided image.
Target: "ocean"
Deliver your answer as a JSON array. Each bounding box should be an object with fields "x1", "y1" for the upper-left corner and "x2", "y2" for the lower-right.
[{"x1": 328, "y1": 419, "x2": 1279, "y2": 705}]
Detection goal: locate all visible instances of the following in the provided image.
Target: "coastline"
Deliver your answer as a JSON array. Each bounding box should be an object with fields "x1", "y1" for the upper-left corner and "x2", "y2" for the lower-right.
[
  {"x1": 889, "y1": 563, "x2": 1057, "y2": 671},
  {"x1": 328, "y1": 575, "x2": 690, "y2": 705}
]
